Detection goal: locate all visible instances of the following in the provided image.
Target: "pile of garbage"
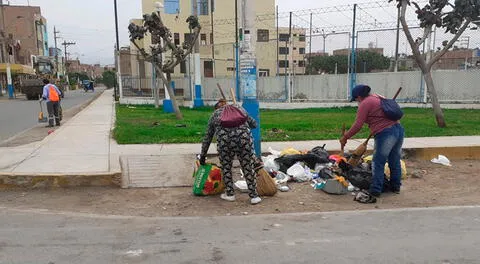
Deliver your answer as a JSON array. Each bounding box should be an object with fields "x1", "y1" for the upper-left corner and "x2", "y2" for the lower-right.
[{"x1": 242, "y1": 145, "x2": 407, "y2": 203}]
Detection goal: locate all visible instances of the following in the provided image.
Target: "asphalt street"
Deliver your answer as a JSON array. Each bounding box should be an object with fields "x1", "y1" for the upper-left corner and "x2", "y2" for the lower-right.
[
  {"x1": 0, "y1": 87, "x2": 105, "y2": 142},
  {"x1": 0, "y1": 206, "x2": 479, "y2": 264}
]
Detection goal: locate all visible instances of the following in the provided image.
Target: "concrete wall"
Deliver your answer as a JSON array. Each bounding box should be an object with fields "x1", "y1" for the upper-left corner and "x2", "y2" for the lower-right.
[{"x1": 121, "y1": 70, "x2": 480, "y2": 103}]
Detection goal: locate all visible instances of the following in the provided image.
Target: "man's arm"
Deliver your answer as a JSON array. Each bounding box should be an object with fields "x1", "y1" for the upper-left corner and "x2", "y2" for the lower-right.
[{"x1": 41, "y1": 85, "x2": 48, "y2": 100}]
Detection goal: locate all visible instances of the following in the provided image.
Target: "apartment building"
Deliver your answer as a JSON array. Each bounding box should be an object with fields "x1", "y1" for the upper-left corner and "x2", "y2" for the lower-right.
[{"x1": 128, "y1": 0, "x2": 306, "y2": 78}]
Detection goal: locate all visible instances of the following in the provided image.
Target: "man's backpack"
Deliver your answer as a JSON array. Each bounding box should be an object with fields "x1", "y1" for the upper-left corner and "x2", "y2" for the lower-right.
[{"x1": 220, "y1": 105, "x2": 247, "y2": 128}]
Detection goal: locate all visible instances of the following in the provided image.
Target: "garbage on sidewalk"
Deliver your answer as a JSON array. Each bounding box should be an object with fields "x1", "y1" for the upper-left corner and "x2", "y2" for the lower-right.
[
  {"x1": 431, "y1": 155, "x2": 452, "y2": 167},
  {"x1": 192, "y1": 160, "x2": 225, "y2": 196}
]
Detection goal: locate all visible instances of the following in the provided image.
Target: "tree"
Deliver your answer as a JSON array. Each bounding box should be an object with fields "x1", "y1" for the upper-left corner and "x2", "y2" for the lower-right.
[
  {"x1": 307, "y1": 51, "x2": 390, "y2": 74},
  {"x1": 102, "y1": 71, "x2": 116, "y2": 89},
  {"x1": 389, "y1": 0, "x2": 480, "y2": 127},
  {"x1": 128, "y1": 11, "x2": 201, "y2": 120}
]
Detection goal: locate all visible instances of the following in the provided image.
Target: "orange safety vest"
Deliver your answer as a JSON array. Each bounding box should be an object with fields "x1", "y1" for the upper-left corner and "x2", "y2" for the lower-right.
[{"x1": 48, "y1": 85, "x2": 59, "y2": 102}]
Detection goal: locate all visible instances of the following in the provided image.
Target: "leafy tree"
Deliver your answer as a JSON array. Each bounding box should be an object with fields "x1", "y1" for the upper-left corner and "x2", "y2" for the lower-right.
[
  {"x1": 68, "y1": 72, "x2": 89, "y2": 86},
  {"x1": 307, "y1": 51, "x2": 390, "y2": 74},
  {"x1": 388, "y1": 0, "x2": 480, "y2": 127},
  {"x1": 102, "y1": 71, "x2": 116, "y2": 89}
]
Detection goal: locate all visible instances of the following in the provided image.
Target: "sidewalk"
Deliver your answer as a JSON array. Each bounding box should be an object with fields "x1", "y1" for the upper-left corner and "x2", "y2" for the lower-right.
[{"x1": 1, "y1": 89, "x2": 479, "y2": 188}]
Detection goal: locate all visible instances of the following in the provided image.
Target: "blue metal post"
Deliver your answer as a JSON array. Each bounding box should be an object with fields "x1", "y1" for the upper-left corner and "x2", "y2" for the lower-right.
[
  {"x1": 192, "y1": 0, "x2": 204, "y2": 107},
  {"x1": 241, "y1": 0, "x2": 261, "y2": 156},
  {"x1": 235, "y1": 44, "x2": 240, "y2": 101},
  {"x1": 7, "y1": 63, "x2": 14, "y2": 99},
  {"x1": 349, "y1": 4, "x2": 357, "y2": 96}
]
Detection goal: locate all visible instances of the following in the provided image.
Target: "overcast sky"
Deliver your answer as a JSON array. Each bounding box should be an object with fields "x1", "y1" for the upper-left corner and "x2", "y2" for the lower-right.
[{"x1": 5, "y1": 0, "x2": 474, "y2": 65}]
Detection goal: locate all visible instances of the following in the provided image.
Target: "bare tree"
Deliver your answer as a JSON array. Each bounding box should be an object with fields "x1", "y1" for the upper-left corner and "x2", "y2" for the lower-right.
[
  {"x1": 128, "y1": 12, "x2": 201, "y2": 120},
  {"x1": 389, "y1": 0, "x2": 480, "y2": 127}
]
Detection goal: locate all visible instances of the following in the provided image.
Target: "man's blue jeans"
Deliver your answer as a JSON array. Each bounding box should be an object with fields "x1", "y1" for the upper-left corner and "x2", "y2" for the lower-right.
[{"x1": 370, "y1": 123, "x2": 404, "y2": 194}]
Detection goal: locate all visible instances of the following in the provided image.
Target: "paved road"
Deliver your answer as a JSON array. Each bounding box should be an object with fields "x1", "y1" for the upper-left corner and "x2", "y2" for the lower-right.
[
  {"x1": 0, "y1": 88, "x2": 105, "y2": 142},
  {"x1": 1, "y1": 206, "x2": 479, "y2": 264}
]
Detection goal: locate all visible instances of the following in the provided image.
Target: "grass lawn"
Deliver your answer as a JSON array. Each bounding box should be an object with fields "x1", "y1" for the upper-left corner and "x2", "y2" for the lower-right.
[{"x1": 114, "y1": 104, "x2": 480, "y2": 144}]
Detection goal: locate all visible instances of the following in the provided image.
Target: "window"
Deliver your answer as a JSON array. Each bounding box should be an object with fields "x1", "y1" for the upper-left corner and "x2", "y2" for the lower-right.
[
  {"x1": 299, "y1": 34, "x2": 306, "y2": 42},
  {"x1": 258, "y1": 69, "x2": 270, "y2": 77},
  {"x1": 293, "y1": 47, "x2": 297, "y2": 50},
  {"x1": 257, "y1": 29, "x2": 269, "y2": 42},
  {"x1": 279, "y1": 47, "x2": 289, "y2": 55},
  {"x1": 204, "y1": 61, "x2": 213, "y2": 77},
  {"x1": 201, "y1": 34, "x2": 207, "y2": 45},
  {"x1": 198, "y1": 0, "x2": 209, "y2": 15},
  {"x1": 299, "y1": 48, "x2": 305, "y2": 54},
  {"x1": 165, "y1": 0, "x2": 180, "y2": 14},
  {"x1": 279, "y1": 60, "x2": 289, "y2": 68},
  {"x1": 184, "y1": 33, "x2": 194, "y2": 43},
  {"x1": 298, "y1": 61, "x2": 305, "y2": 67},
  {"x1": 174, "y1": 33, "x2": 180, "y2": 46},
  {"x1": 279, "y1": 33, "x2": 289, "y2": 41},
  {"x1": 227, "y1": 67, "x2": 236, "y2": 72}
]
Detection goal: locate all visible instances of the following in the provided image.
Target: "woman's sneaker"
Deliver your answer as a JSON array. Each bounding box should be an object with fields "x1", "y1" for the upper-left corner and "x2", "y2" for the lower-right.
[
  {"x1": 250, "y1": 197, "x2": 262, "y2": 205},
  {"x1": 220, "y1": 193, "x2": 236, "y2": 202}
]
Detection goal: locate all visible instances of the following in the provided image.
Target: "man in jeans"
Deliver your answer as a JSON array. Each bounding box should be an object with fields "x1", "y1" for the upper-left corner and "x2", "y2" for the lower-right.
[
  {"x1": 41, "y1": 79, "x2": 62, "y2": 127},
  {"x1": 340, "y1": 84, "x2": 405, "y2": 197}
]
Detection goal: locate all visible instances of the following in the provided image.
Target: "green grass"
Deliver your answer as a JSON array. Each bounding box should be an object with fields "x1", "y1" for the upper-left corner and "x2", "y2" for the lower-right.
[{"x1": 113, "y1": 104, "x2": 480, "y2": 144}]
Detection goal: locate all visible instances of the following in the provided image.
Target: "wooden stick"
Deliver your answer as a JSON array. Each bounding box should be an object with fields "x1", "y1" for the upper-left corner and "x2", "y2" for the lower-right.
[
  {"x1": 230, "y1": 88, "x2": 237, "y2": 104},
  {"x1": 340, "y1": 123, "x2": 346, "y2": 153},
  {"x1": 216, "y1": 83, "x2": 226, "y2": 100},
  {"x1": 393, "y1": 87, "x2": 402, "y2": 100}
]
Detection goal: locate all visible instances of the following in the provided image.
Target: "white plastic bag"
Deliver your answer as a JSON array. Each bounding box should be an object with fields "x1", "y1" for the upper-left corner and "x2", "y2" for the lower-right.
[
  {"x1": 286, "y1": 162, "x2": 312, "y2": 182},
  {"x1": 234, "y1": 180, "x2": 249, "y2": 193},
  {"x1": 431, "y1": 155, "x2": 452, "y2": 166},
  {"x1": 268, "y1": 147, "x2": 282, "y2": 156},
  {"x1": 262, "y1": 155, "x2": 280, "y2": 172}
]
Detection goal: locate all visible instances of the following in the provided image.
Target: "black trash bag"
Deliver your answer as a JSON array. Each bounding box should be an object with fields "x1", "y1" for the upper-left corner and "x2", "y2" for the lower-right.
[
  {"x1": 275, "y1": 153, "x2": 324, "y2": 173},
  {"x1": 309, "y1": 144, "x2": 330, "y2": 163},
  {"x1": 318, "y1": 167, "x2": 335, "y2": 180},
  {"x1": 339, "y1": 160, "x2": 391, "y2": 192}
]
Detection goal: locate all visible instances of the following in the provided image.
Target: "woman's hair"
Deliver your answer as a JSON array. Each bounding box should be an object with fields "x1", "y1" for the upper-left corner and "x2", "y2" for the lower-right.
[{"x1": 214, "y1": 99, "x2": 227, "y2": 109}]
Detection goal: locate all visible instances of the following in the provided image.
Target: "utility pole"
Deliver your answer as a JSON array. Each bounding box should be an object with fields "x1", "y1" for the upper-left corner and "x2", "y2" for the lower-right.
[
  {"x1": 349, "y1": 4, "x2": 357, "y2": 93},
  {"x1": 114, "y1": 0, "x2": 122, "y2": 101},
  {"x1": 309, "y1": 13, "x2": 312, "y2": 73},
  {"x1": 62, "y1": 41, "x2": 75, "y2": 91},
  {"x1": 234, "y1": 0, "x2": 240, "y2": 100},
  {"x1": 192, "y1": 0, "x2": 203, "y2": 107},
  {"x1": 53, "y1": 26, "x2": 60, "y2": 79},
  {"x1": 241, "y1": 0, "x2": 261, "y2": 156},
  {"x1": 287, "y1": 12, "x2": 292, "y2": 103},
  {"x1": 210, "y1": 0, "x2": 215, "y2": 78},
  {"x1": 394, "y1": 7, "x2": 400, "y2": 72}
]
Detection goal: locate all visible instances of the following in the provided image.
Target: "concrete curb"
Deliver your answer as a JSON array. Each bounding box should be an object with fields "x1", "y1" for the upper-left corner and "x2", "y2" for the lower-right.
[{"x1": 0, "y1": 172, "x2": 122, "y2": 189}]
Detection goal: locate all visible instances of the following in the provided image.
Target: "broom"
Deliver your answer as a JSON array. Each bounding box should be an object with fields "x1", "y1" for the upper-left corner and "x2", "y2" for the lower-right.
[{"x1": 347, "y1": 133, "x2": 373, "y2": 167}]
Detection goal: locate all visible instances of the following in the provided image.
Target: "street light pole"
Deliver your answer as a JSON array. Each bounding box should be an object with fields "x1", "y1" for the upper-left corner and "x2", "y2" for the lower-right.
[{"x1": 114, "y1": 0, "x2": 121, "y2": 101}]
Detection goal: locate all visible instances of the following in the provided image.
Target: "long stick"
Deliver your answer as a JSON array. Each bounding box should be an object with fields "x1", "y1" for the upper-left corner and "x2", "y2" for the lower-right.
[
  {"x1": 393, "y1": 87, "x2": 402, "y2": 100},
  {"x1": 230, "y1": 88, "x2": 237, "y2": 104},
  {"x1": 340, "y1": 123, "x2": 346, "y2": 153},
  {"x1": 217, "y1": 83, "x2": 226, "y2": 100}
]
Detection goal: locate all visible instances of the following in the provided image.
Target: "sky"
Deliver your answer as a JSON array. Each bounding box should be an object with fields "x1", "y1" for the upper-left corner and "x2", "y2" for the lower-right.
[{"x1": 5, "y1": 0, "x2": 477, "y2": 65}]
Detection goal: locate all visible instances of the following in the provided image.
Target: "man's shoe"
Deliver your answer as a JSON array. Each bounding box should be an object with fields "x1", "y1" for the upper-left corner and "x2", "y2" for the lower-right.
[
  {"x1": 250, "y1": 196, "x2": 262, "y2": 205},
  {"x1": 45, "y1": 125, "x2": 54, "y2": 128},
  {"x1": 220, "y1": 193, "x2": 236, "y2": 202},
  {"x1": 55, "y1": 123, "x2": 61, "y2": 126}
]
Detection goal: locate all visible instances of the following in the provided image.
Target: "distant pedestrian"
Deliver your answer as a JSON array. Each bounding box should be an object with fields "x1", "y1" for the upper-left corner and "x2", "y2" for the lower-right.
[
  {"x1": 41, "y1": 79, "x2": 62, "y2": 127},
  {"x1": 199, "y1": 99, "x2": 262, "y2": 205},
  {"x1": 340, "y1": 84, "x2": 404, "y2": 197}
]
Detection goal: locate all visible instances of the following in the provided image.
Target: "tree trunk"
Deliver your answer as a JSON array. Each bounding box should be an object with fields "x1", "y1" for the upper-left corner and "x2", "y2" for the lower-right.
[
  {"x1": 154, "y1": 64, "x2": 183, "y2": 120},
  {"x1": 423, "y1": 70, "x2": 446, "y2": 128}
]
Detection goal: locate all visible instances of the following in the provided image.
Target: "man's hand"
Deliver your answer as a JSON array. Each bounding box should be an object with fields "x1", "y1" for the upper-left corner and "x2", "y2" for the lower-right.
[{"x1": 199, "y1": 155, "x2": 206, "y2": 165}]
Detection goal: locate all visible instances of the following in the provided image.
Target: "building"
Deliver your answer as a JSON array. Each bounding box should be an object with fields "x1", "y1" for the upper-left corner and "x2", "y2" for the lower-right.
[
  {"x1": 434, "y1": 49, "x2": 480, "y2": 70},
  {"x1": 129, "y1": 0, "x2": 306, "y2": 78},
  {"x1": 0, "y1": 4, "x2": 49, "y2": 65}
]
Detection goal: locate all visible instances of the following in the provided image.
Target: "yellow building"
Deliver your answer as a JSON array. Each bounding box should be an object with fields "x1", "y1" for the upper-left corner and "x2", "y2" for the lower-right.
[{"x1": 129, "y1": 0, "x2": 306, "y2": 78}]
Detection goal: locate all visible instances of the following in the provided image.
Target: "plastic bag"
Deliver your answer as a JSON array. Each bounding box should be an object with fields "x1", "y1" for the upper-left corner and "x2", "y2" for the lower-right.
[
  {"x1": 192, "y1": 161, "x2": 225, "y2": 196},
  {"x1": 268, "y1": 147, "x2": 282, "y2": 156},
  {"x1": 280, "y1": 147, "x2": 302, "y2": 156},
  {"x1": 262, "y1": 155, "x2": 280, "y2": 172},
  {"x1": 431, "y1": 155, "x2": 452, "y2": 166},
  {"x1": 286, "y1": 162, "x2": 312, "y2": 182}
]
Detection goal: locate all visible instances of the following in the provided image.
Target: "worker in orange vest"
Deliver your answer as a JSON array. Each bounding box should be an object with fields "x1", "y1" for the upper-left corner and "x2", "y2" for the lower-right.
[{"x1": 41, "y1": 79, "x2": 62, "y2": 127}]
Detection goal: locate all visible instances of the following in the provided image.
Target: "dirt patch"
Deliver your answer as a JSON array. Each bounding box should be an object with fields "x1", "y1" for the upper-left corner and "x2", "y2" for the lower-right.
[{"x1": 0, "y1": 159, "x2": 479, "y2": 217}]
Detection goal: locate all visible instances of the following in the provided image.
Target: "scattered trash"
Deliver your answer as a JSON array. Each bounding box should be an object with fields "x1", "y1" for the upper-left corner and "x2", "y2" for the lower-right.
[
  {"x1": 280, "y1": 147, "x2": 302, "y2": 156},
  {"x1": 262, "y1": 155, "x2": 280, "y2": 171},
  {"x1": 243, "y1": 212, "x2": 249, "y2": 215},
  {"x1": 347, "y1": 183, "x2": 355, "y2": 192},
  {"x1": 234, "y1": 180, "x2": 249, "y2": 193},
  {"x1": 275, "y1": 171, "x2": 290, "y2": 184},
  {"x1": 125, "y1": 249, "x2": 143, "y2": 257},
  {"x1": 431, "y1": 155, "x2": 452, "y2": 166},
  {"x1": 411, "y1": 169, "x2": 428, "y2": 179},
  {"x1": 268, "y1": 147, "x2": 282, "y2": 156},
  {"x1": 322, "y1": 178, "x2": 348, "y2": 195},
  {"x1": 353, "y1": 191, "x2": 377, "y2": 204},
  {"x1": 312, "y1": 179, "x2": 326, "y2": 190},
  {"x1": 47, "y1": 130, "x2": 54, "y2": 135},
  {"x1": 272, "y1": 223, "x2": 282, "y2": 228},
  {"x1": 286, "y1": 163, "x2": 312, "y2": 182},
  {"x1": 279, "y1": 185, "x2": 290, "y2": 192}
]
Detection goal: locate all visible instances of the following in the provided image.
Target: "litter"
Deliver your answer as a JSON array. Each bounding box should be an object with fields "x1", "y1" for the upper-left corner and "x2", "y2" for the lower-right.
[
  {"x1": 353, "y1": 191, "x2": 377, "y2": 204},
  {"x1": 279, "y1": 186, "x2": 290, "y2": 192},
  {"x1": 275, "y1": 171, "x2": 290, "y2": 184},
  {"x1": 262, "y1": 155, "x2": 280, "y2": 172},
  {"x1": 431, "y1": 155, "x2": 452, "y2": 166},
  {"x1": 268, "y1": 146, "x2": 282, "y2": 156},
  {"x1": 280, "y1": 147, "x2": 302, "y2": 156},
  {"x1": 234, "y1": 180, "x2": 249, "y2": 193}
]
